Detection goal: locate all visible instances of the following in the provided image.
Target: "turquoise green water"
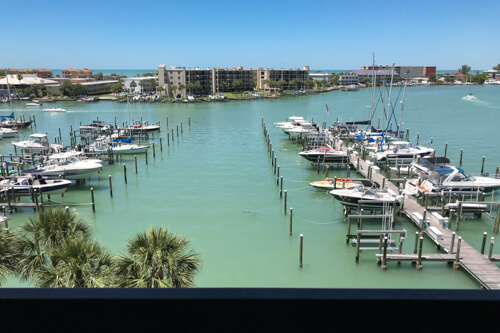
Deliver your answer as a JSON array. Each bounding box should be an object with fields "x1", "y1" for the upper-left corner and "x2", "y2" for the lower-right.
[{"x1": 1, "y1": 84, "x2": 499, "y2": 288}]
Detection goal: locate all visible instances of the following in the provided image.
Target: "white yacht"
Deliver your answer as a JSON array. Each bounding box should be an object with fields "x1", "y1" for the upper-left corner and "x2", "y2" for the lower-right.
[
  {"x1": 369, "y1": 141, "x2": 434, "y2": 164},
  {"x1": 484, "y1": 79, "x2": 500, "y2": 85},
  {"x1": 329, "y1": 186, "x2": 403, "y2": 210},
  {"x1": 405, "y1": 166, "x2": 500, "y2": 196},
  {"x1": 88, "y1": 137, "x2": 149, "y2": 155},
  {"x1": 12, "y1": 133, "x2": 64, "y2": 154},
  {"x1": 0, "y1": 174, "x2": 72, "y2": 195},
  {"x1": 21, "y1": 153, "x2": 102, "y2": 180}
]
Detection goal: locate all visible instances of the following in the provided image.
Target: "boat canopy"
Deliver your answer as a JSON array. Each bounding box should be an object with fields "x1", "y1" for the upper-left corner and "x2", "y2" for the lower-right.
[
  {"x1": 422, "y1": 157, "x2": 450, "y2": 164},
  {"x1": 434, "y1": 167, "x2": 464, "y2": 175}
]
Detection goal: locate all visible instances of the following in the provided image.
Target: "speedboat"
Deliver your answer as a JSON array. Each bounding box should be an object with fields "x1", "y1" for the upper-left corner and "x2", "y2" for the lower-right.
[
  {"x1": 21, "y1": 154, "x2": 102, "y2": 180},
  {"x1": 329, "y1": 186, "x2": 403, "y2": 210},
  {"x1": 125, "y1": 120, "x2": 160, "y2": 132},
  {"x1": 0, "y1": 127, "x2": 18, "y2": 138},
  {"x1": 12, "y1": 133, "x2": 64, "y2": 154},
  {"x1": 43, "y1": 107, "x2": 66, "y2": 112},
  {"x1": 369, "y1": 141, "x2": 434, "y2": 164},
  {"x1": 405, "y1": 166, "x2": 500, "y2": 196},
  {"x1": 298, "y1": 145, "x2": 349, "y2": 164},
  {"x1": 309, "y1": 178, "x2": 379, "y2": 191},
  {"x1": 26, "y1": 102, "x2": 42, "y2": 106},
  {"x1": 88, "y1": 137, "x2": 149, "y2": 154},
  {"x1": 0, "y1": 174, "x2": 72, "y2": 196}
]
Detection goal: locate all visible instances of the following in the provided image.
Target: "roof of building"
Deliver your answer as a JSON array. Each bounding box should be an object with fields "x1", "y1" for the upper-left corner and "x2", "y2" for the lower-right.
[
  {"x1": 0, "y1": 74, "x2": 58, "y2": 85},
  {"x1": 312, "y1": 71, "x2": 329, "y2": 74},
  {"x1": 350, "y1": 69, "x2": 397, "y2": 76}
]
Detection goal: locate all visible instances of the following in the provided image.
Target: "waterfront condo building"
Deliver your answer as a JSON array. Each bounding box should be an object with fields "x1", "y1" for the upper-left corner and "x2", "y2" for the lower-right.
[
  {"x1": 360, "y1": 65, "x2": 436, "y2": 79},
  {"x1": 62, "y1": 68, "x2": 93, "y2": 79},
  {"x1": 157, "y1": 64, "x2": 310, "y2": 97}
]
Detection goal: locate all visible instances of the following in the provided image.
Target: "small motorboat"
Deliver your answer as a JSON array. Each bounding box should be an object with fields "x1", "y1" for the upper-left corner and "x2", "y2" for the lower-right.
[
  {"x1": 88, "y1": 137, "x2": 149, "y2": 154},
  {"x1": 329, "y1": 186, "x2": 403, "y2": 210},
  {"x1": 298, "y1": 145, "x2": 350, "y2": 164},
  {"x1": 44, "y1": 107, "x2": 66, "y2": 112},
  {"x1": 309, "y1": 178, "x2": 379, "y2": 191},
  {"x1": 21, "y1": 152, "x2": 102, "y2": 180},
  {"x1": 0, "y1": 174, "x2": 72, "y2": 196},
  {"x1": 26, "y1": 102, "x2": 42, "y2": 106}
]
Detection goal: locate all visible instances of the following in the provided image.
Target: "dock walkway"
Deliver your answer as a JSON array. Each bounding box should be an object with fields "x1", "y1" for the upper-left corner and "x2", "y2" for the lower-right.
[{"x1": 342, "y1": 144, "x2": 500, "y2": 289}]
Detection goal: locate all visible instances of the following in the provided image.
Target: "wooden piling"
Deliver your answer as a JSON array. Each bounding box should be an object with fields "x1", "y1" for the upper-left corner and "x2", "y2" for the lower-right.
[
  {"x1": 109, "y1": 175, "x2": 113, "y2": 197},
  {"x1": 189, "y1": 116, "x2": 190, "y2": 127},
  {"x1": 289, "y1": 208, "x2": 293, "y2": 236},
  {"x1": 123, "y1": 164, "x2": 127, "y2": 184},
  {"x1": 299, "y1": 234, "x2": 303, "y2": 267},
  {"x1": 489, "y1": 237, "x2": 495, "y2": 260},
  {"x1": 346, "y1": 217, "x2": 352, "y2": 245},
  {"x1": 481, "y1": 232, "x2": 487, "y2": 255},
  {"x1": 160, "y1": 137, "x2": 163, "y2": 151},
  {"x1": 450, "y1": 232, "x2": 456, "y2": 253},
  {"x1": 284, "y1": 190, "x2": 287, "y2": 215},
  {"x1": 459, "y1": 149, "x2": 463, "y2": 168},
  {"x1": 413, "y1": 231, "x2": 419, "y2": 254},
  {"x1": 381, "y1": 236, "x2": 388, "y2": 270},
  {"x1": 416, "y1": 236, "x2": 424, "y2": 270},
  {"x1": 444, "y1": 142, "x2": 448, "y2": 158},
  {"x1": 454, "y1": 237, "x2": 462, "y2": 269},
  {"x1": 494, "y1": 205, "x2": 500, "y2": 234},
  {"x1": 481, "y1": 156, "x2": 485, "y2": 174},
  {"x1": 134, "y1": 155, "x2": 138, "y2": 174},
  {"x1": 280, "y1": 177, "x2": 283, "y2": 197},
  {"x1": 91, "y1": 188, "x2": 95, "y2": 213},
  {"x1": 152, "y1": 143, "x2": 155, "y2": 158}
]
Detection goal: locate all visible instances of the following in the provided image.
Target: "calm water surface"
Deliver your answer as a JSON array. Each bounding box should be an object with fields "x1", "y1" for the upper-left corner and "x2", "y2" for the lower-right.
[{"x1": 1, "y1": 84, "x2": 499, "y2": 288}]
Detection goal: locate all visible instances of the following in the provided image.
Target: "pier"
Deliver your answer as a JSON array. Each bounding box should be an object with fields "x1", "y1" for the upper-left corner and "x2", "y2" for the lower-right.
[{"x1": 343, "y1": 145, "x2": 500, "y2": 289}]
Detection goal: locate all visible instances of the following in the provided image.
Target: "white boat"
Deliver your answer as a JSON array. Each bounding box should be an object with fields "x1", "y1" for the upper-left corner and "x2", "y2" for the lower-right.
[
  {"x1": 369, "y1": 141, "x2": 435, "y2": 164},
  {"x1": 0, "y1": 127, "x2": 18, "y2": 138},
  {"x1": 43, "y1": 107, "x2": 66, "y2": 112},
  {"x1": 26, "y1": 102, "x2": 42, "y2": 106},
  {"x1": 484, "y1": 79, "x2": 500, "y2": 85},
  {"x1": 298, "y1": 145, "x2": 349, "y2": 164},
  {"x1": 125, "y1": 120, "x2": 160, "y2": 133},
  {"x1": 88, "y1": 137, "x2": 149, "y2": 155},
  {"x1": 309, "y1": 178, "x2": 378, "y2": 190},
  {"x1": 12, "y1": 133, "x2": 64, "y2": 154},
  {"x1": 0, "y1": 174, "x2": 72, "y2": 196},
  {"x1": 405, "y1": 166, "x2": 500, "y2": 196},
  {"x1": 329, "y1": 186, "x2": 403, "y2": 210},
  {"x1": 21, "y1": 154, "x2": 102, "y2": 180}
]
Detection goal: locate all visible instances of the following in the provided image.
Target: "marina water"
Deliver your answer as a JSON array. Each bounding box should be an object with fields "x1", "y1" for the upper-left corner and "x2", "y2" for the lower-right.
[{"x1": 1, "y1": 84, "x2": 499, "y2": 288}]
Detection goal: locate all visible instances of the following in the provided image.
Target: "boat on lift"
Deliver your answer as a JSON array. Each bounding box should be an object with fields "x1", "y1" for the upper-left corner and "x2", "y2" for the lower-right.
[
  {"x1": 309, "y1": 178, "x2": 379, "y2": 191},
  {"x1": 298, "y1": 145, "x2": 349, "y2": 164},
  {"x1": 12, "y1": 133, "x2": 64, "y2": 154},
  {"x1": 329, "y1": 186, "x2": 403, "y2": 210},
  {"x1": 0, "y1": 174, "x2": 72, "y2": 196}
]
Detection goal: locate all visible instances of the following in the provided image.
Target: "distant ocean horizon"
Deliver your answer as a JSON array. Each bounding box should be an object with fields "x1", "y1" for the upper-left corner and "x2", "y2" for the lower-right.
[{"x1": 49, "y1": 68, "x2": 485, "y2": 78}]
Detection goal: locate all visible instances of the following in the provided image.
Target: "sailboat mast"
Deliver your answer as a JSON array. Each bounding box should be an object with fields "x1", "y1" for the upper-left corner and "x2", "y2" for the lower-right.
[
  {"x1": 386, "y1": 63, "x2": 395, "y2": 130},
  {"x1": 4, "y1": 69, "x2": 14, "y2": 113},
  {"x1": 370, "y1": 53, "x2": 376, "y2": 127},
  {"x1": 398, "y1": 75, "x2": 408, "y2": 139}
]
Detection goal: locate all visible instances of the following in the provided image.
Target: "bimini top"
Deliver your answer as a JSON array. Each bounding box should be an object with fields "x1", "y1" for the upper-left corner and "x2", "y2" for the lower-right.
[
  {"x1": 434, "y1": 167, "x2": 464, "y2": 175},
  {"x1": 422, "y1": 156, "x2": 450, "y2": 164}
]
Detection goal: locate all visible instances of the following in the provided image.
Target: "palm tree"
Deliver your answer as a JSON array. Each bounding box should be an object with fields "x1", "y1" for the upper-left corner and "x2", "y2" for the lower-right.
[
  {"x1": 138, "y1": 80, "x2": 145, "y2": 94},
  {"x1": 156, "y1": 86, "x2": 164, "y2": 98},
  {"x1": 219, "y1": 81, "x2": 228, "y2": 92},
  {"x1": 112, "y1": 226, "x2": 201, "y2": 288},
  {"x1": 171, "y1": 85, "x2": 178, "y2": 98},
  {"x1": 13, "y1": 207, "x2": 91, "y2": 282},
  {"x1": 178, "y1": 84, "x2": 186, "y2": 98},
  {"x1": 0, "y1": 232, "x2": 19, "y2": 286},
  {"x1": 35, "y1": 238, "x2": 113, "y2": 288},
  {"x1": 130, "y1": 80, "x2": 137, "y2": 94}
]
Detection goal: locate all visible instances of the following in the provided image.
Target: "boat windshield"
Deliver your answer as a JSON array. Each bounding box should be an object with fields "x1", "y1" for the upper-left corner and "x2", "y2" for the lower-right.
[{"x1": 451, "y1": 172, "x2": 476, "y2": 182}]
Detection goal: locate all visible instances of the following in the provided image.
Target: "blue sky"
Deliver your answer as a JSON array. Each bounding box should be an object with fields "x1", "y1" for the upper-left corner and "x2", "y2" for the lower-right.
[{"x1": 2, "y1": 0, "x2": 499, "y2": 70}]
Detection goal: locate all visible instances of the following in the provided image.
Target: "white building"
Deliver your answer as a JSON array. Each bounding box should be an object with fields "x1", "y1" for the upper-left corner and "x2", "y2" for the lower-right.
[
  {"x1": 122, "y1": 77, "x2": 158, "y2": 94},
  {"x1": 309, "y1": 71, "x2": 331, "y2": 84}
]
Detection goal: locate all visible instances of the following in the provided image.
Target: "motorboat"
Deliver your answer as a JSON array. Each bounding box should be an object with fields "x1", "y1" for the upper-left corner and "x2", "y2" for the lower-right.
[
  {"x1": 26, "y1": 102, "x2": 42, "y2": 106},
  {"x1": 484, "y1": 79, "x2": 500, "y2": 85},
  {"x1": 298, "y1": 145, "x2": 349, "y2": 164},
  {"x1": 21, "y1": 154, "x2": 102, "y2": 180},
  {"x1": 0, "y1": 127, "x2": 18, "y2": 138},
  {"x1": 43, "y1": 107, "x2": 66, "y2": 112},
  {"x1": 329, "y1": 186, "x2": 403, "y2": 210},
  {"x1": 88, "y1": 137, "x2": 149, "y2": 154},
  {"x1": 12, "y1": 133, "x2": 64, "y2": 154},
  {"x1": 309, "y1": 178, "x2": 379, "y2": 191},
  {"x1": 125, "y1": 120, "x2": 160, "y2": 133},
  {"x1": 79, "y1": 120, "x2": 116, "y2": 134},
  {"x1": 405, "y1": 166, "x2": 500, "y2": 196},
  {"x1": 369, "y1": 141, "x2": 434, "y2": 164},
  {"x1": 1, "y1": 113, "x2": 33, "y2": 128},
  {"x1": 0, "y1": 174, "x2": 72, "y2": 196}
]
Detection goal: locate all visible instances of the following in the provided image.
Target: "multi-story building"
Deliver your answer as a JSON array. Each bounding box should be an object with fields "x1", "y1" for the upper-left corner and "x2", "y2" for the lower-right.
[
  {"x1": 349, "y1": 69, "x2": 398, "y2": 84},
  {"x1": 158, "y1": 65, "x2": 310, "y2": 97},
  {"x1": 6, "y1": 68, "x2": 53, "y2": 78},
  {"x1": 122, "y1": 77, "x2": 158, "y2": 94},
  {"x1": 256, "y1": 66, "x2": 310, "y2": 91},
  {"x1": 62, "y1": 68, "x2": 93, "y2": 79},
  {"x1": 309, "y1": 71, "x2": 331, "y2": 84},
  {"x1": 339, "y1": 72, "x2": 360, "y2": 86}
]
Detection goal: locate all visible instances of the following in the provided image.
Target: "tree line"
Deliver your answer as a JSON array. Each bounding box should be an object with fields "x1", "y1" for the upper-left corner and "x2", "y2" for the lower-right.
[{"x1": 0, "y1": 208, "x2": 201, "y2": 288}]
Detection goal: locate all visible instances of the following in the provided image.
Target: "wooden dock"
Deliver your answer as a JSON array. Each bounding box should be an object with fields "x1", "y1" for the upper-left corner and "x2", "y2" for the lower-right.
[{"x1": 340, "y1": 144, "x2": 500, "y2": 290}]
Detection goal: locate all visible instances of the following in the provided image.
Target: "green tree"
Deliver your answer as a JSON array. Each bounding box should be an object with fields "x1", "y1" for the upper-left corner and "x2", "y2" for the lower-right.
[
  {"x1": 35, "y1": 238, "x2": 113, "y2": 288},
  {"x1": 277, "y1": 79, "x2": 286, "y2": 92},
  {"x1": 149, "y1": 79, "x2": 158, "y2": 92},
  {"x1": 0, "y1": 232, "x2": 20, "y2": 286},
  {"x1": 59, "y1": 80, "x2": 74, "y2": 97},
  {"x1": 92, "y1": 72, "x2": 104, "y2": 81},
  {"x1": 493, "y1": 64, "x2": 500, "y2": 70},
  {"x1": 109, "y1": 83, "x2": 123, "y2": 96},
  {"x1": 444, "y1": 76, "x2": 454, "y2": 84},
  {"x1": 178, "y1": 83, "x2": 186, "y2": 97},
  {"x1": 186, "y1": 82, "x2": 194, "y2": 95},
  {"x1": 472, "y1": 72, "x2": 488, "y2": 84},
  {"x1": 459, "y1": 65, "x2": 471, "y2": 75},
  {"x1": 171, "y1": 85, "x2": 178, "y2": 98},
  {"x1": 232, "y1": 79, "x2": 242, "y2": 93},
  {"x1": 428, "y1": 73, "x2": 437, "y2": 83},
  {"x1": 17, "y1": 73, "x2": 23, "y2": 82},
  {"x1": 13, "y1": 208, "x2": 91, "y2": 282},
  {"x1": 138, "y1": 80, "x2": 145, "y2": 94},
  {"x1": 130, "y1": 80, "x2": 137, "y2": 93},
  {"x1": 219, "y1": 81, "x2": 228, "y2": 92},
  {"x1": 156, "y1": 85, "x2": 164, "y2": 97},
  {"x1": 112, "y1": 226, "x2": 201, "y2": 288}
]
